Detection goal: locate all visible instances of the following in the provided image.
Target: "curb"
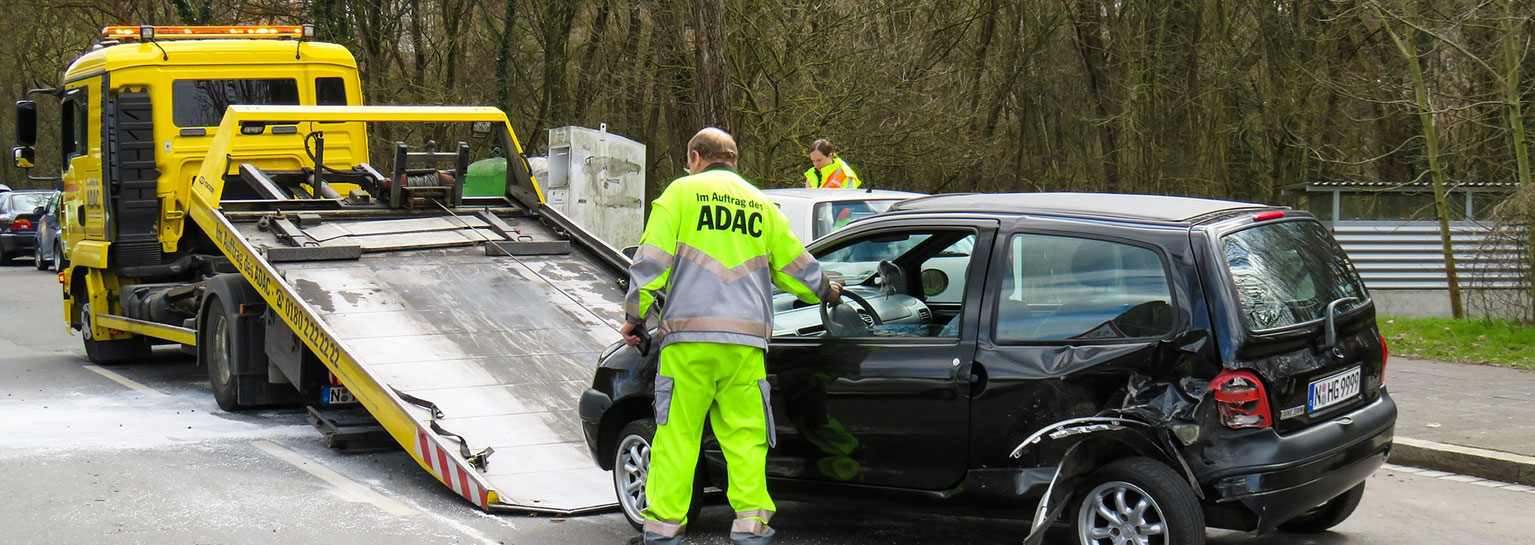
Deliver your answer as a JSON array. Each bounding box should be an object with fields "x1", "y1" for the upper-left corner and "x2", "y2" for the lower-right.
[{"x1": 1390, "y1": 437, "x2": 1535, "y2": 487}]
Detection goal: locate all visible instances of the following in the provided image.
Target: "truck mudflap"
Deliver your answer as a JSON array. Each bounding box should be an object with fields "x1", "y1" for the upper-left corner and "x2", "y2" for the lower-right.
[{"x1": 196, "y1": 202, "x2": 625, "y2": 514}]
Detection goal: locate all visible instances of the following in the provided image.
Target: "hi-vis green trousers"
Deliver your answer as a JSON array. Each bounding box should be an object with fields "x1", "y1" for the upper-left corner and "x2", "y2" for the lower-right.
[{"x1": 643, "y1": 341, "x2": 777, "y2": 537}]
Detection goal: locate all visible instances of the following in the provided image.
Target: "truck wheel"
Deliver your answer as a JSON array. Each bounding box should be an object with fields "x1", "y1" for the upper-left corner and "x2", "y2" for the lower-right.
[
  {"x1": 1277, "y1": 483, "x2": 1365, "y2": 534},
  {"x1": 201, "y1": 300, "x2": 245, "y2": 412},
  {"x1": 612, "y1": 419, "x2": 707, "y2": 530},
  {"x1": 80, "y1": 302, "x2": 151, "y2": 365},
  {"x1": 1075, "y1": 457, "x2": 1205, "y2": 545}
]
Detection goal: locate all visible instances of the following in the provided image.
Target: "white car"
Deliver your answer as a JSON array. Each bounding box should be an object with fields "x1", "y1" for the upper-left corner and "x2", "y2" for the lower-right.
[{"x1": 762, "y1": 188, "x2": 925, "y2": 243}]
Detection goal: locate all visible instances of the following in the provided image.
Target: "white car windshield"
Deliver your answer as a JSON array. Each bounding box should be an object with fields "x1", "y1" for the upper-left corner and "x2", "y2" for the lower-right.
[{"x1": 812, "y1": 199, "x2": 901, "y2": 240}]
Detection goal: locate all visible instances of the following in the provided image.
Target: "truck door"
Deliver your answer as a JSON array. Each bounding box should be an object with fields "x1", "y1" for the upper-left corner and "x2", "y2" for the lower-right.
[
  {"x1": 59, "y1": 81, "x2": 106, "y2": 244},
  {"x1": 764, "y1": 218, "x2": 996, "y2": 490}
]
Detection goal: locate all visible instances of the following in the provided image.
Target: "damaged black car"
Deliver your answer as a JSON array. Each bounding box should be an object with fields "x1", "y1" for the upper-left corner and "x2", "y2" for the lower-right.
[{"x1": 580, "y1": 192, "x2": 1395, "y2": 545}]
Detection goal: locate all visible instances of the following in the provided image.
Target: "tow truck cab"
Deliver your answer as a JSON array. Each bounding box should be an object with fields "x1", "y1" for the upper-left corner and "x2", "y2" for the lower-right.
[{"x1": 13, "y1": 25, "x2": 365, "y2": 358}]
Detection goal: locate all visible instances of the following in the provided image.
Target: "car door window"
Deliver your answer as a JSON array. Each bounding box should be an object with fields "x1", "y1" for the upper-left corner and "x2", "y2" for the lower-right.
[
  {"x1": 995, "y1": 233, "x2": 1174, "y2": 341},
  {"x1": 775, "y1": 229, "x2": 974, "y2": 338}
]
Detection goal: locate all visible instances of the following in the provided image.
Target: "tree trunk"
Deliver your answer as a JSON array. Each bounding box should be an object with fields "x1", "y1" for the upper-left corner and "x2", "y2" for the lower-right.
[
  {"x1": 494, "y1": 0, "x2": 519, "y2": 115},
  {"x1": 1066, "y1": 0, "x2": 1120, "y2": 192},
  {"x1": 1501, "y1": 0, "x2": 1535, "y2": 319},
  {"x1": 694, "y1": 0, "x2": 729, "y2": 130},
  {"x1": 1381, "y1": 10, "x2": 1465, "y2": 318}
]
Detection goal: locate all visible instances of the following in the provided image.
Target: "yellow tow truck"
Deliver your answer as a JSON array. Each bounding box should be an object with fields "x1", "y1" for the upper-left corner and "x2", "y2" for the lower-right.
[{"x1": 14, "y1": 24, "x2": 628, "y2": 514}]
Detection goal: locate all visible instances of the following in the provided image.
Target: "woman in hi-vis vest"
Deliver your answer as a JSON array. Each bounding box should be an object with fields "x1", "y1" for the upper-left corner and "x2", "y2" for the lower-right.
[{"x1": 803, "y1": 139, "x2": 862, "y2": 189}]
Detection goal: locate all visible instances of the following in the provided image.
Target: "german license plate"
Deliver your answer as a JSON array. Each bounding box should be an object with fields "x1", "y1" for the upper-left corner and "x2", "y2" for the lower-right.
[
  {"x1": 1307, "y1": 366, "x2": 1361, "y2": 413},
  {"x1": 321, "y1": 386, "x2": 358, "y2": 405}
]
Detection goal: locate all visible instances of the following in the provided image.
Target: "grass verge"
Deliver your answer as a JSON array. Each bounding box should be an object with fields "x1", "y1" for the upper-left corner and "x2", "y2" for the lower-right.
[{"x1": 1380, "y1": 316, "x2": 1535, "y2": 369}]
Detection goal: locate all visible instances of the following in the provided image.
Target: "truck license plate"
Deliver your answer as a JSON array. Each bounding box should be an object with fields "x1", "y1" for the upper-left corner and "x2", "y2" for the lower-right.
[
  {"x1": 322, "y1": 386, "x2": 358, "y2": 405},
  {"x1": 1307, "y1": 366, "x2": 1361, "y2": 413}
]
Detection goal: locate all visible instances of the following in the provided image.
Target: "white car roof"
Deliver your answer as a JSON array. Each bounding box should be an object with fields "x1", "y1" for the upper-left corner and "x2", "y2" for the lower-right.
[{"x1": 761, "y1": 188, "x2": 925, "y2": 203}]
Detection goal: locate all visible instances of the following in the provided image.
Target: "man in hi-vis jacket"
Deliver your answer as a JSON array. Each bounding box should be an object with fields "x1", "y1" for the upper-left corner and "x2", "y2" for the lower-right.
[{"x1": 621, "y1": 127, "x2": 840, "y2": 545}]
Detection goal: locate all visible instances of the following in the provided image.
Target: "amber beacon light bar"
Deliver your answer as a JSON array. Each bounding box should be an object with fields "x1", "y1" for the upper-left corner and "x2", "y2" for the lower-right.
[{"x1": 102, "y1": 24, "x2": 315, "y2": 41}]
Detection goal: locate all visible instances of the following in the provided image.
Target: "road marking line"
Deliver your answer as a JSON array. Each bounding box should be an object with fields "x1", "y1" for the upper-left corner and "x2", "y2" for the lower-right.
[
  {"x1": 251, "y1": 440, "x2": 416, "y2": 517},
  {"x1": 83, "y1": 365, "x2": 169, "y2": 397}
]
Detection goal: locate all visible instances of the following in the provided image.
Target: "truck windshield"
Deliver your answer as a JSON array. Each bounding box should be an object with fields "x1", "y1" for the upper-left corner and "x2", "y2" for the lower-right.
[
  {"x1": 1222, "y1": 220, "x2": 1369, "y2": 331},
  {"x1": 173, "y1": 79, "x2": 301, "y2": 127}
]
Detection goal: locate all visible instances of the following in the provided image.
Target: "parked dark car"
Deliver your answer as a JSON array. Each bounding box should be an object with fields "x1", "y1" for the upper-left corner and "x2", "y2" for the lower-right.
[
  {"x1": 33, "y1": 190, "x2": 65, "y2": 271},
  {"x1": 0, "y1": 189, "x2": 52, "y2": 264},
  {"x1": 580, "y1": 193, "x2": 1394, "y2": 545}
]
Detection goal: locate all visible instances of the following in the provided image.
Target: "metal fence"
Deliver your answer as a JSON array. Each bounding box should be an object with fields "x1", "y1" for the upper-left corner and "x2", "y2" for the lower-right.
[{"x1": 1331, "y1": 222, "x2": 1526, "y2": 290}]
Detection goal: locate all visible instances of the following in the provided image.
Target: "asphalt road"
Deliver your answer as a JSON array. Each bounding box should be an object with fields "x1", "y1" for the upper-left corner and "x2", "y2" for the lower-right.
[{"x1": 0, "y1": 261, "x2": 1529, "y2": 545}]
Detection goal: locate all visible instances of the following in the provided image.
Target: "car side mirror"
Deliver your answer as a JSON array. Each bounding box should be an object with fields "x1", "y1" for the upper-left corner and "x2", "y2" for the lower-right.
[
  {"x1": 15, "y1": 100, "x2": 37, "y2": 147},
  {"x1": 13, "y1": 146, "x2": 34, "y2": 169},
  {"x1": 33, "y1": 205, "x2": 46, "y2": 215}
]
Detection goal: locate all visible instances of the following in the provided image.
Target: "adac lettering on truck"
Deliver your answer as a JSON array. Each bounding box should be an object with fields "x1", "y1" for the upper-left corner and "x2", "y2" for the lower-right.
[
  {"x1": 210, "y1": 219, "x2": 345, "y2": 367},
  {"x1": 695, "y1": 192, "x2": 765, "y2": 237}
]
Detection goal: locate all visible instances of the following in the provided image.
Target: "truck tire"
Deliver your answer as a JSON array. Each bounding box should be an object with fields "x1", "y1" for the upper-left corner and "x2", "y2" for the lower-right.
[
  {"x1": 1277, "y1": 482, "x2": 1365, "y2": 534},
  {"x1": 612, "y1": 419, "x2": 707, "y2": 531},
  {"x1": 1074, "y1": 457, "x2": 1205, "y2": 545},
  {"x1": 80, "y1": 302, "x2": 151, "y2": 365},
  {"x1": 201, "y1": 299, "x2": 245, "y2": 412}
]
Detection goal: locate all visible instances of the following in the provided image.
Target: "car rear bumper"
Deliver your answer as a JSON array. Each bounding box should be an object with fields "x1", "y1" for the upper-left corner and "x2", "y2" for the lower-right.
[
  {"x1": 1197, "y1": 392, "x2": 1396, "y2": 532},
  {"x1": 0, "y1": 232, "x2": 36, "y2": 253}
]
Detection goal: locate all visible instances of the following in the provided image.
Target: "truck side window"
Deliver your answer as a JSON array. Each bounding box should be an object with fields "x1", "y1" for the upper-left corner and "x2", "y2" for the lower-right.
[
  {"x1": 995, "y1": 233, "x2": 1174, "y2": 342},
  {"x1": 173, "y1": 79, "x2": 301, "y2": 127},
  {"x1": 316, "y1": 77, "x2": 347, "y2": 106},
  {"x1": 60, "y1": 87, "x2": 88, "y2": 169}
]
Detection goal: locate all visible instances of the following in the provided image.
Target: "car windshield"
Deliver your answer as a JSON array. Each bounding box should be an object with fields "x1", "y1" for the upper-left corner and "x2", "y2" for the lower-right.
[
  {"x1": 8, "y1": 192, "x2": 49, "y2": 212},
  {"x1": 1222, "y1": 220, "x2": 1369, "y2": 331},
  {"x1": 812, "y1": 199, "x2": 900, "y2": 240}
]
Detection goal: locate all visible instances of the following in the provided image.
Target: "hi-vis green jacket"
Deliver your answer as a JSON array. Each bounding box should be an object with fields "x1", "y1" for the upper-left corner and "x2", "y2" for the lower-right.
[{"x1": 625, "y1": 164, "x2": 832, "y2": 349}]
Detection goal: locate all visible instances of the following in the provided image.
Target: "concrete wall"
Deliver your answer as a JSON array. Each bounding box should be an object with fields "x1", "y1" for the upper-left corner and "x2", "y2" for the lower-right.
[{"x1": 1373, "y1": 289, "x2": 1529, "y2": 320}]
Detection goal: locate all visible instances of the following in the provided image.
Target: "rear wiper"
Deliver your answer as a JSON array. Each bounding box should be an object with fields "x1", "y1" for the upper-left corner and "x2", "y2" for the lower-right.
[{"x1": 1322, "y1": 296, "x2": 1359, "y2": 348}]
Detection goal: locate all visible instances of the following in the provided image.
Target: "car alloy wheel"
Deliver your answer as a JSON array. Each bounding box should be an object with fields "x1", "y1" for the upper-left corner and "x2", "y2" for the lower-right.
[
  {"x1": 1078, "y1": 480, "x2": 1166, "y2": 545},
  {"x1": 52, "y1": 243, "x2": 63, "y2": 272},
  {"x1": 614, "y1": 424, "x2": 652, "y2": 528}
]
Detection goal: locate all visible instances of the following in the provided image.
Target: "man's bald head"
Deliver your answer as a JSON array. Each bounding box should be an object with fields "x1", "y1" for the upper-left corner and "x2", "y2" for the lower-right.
[{"x1": 688, "y1": 127, "x2": 738, "y2": 166}]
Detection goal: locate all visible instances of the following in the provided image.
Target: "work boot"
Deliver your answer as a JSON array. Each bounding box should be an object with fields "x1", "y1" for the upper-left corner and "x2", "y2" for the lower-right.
[
  {"x1": 729, "y1": 519, "x2": 776, "y2": 545},
  {"x1": 633, "y1": 531, "x2": 684, "y2": 545}
]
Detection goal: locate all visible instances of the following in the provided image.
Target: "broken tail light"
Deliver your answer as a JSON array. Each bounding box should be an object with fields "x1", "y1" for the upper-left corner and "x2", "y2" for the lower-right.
[{"x1": 1209, "y1": 369, "x2": 1271, "y2": 429}]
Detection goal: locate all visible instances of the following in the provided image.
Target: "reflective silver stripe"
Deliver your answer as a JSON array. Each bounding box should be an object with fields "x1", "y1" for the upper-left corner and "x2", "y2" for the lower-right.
[
  {"x1": 757, "y1": 380, "x2": 776, "y2": 448},
  {"x1": 643, "y1": 519, "x2": 686, "y2": 537},
  {"x1": 659, "y1": 331, "x2": 767, "y2": 350},
  {"x1": 637, "y1": 243, "x2": 675, "y2": 266},
  {"x1": 780, "y1": 249, "x2": 830, "y2": 299},
  {"x1": 736, "y1": 509, "x2": 774, "y2": 523},
  {"x1": 731, "y1": 518, "x2": 769, "y2": 534},
  {"x1": 660, "y1": 317, "x2": 772, "y2": 338},
  {"x1": 675, "y1": 243, "x2": 772, "y2": 284},
  {"x1": 779, "y1": 250, "x2": 816, "y2": 276},
  {"x1": 653, "y1": 374, "x2": 675, "y2": 426}
]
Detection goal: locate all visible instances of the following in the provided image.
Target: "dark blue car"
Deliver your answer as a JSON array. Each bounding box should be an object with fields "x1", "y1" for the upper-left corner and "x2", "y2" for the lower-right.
[{"x1": 0, "y1": 189, "x2": 52, "y2": 264}]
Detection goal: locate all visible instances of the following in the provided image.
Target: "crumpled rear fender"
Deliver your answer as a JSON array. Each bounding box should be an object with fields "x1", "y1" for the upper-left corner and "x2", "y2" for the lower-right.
[{"x1": 1011, "y1": 416, "x2": 1201, "y2": 545}]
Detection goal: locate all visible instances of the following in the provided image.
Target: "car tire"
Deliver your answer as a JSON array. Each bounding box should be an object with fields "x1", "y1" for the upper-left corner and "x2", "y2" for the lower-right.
[
  {"x1": 33, "y1": 243, "x2": 46, "y2": 270},
  {"x1": 1276, "y1": 482, "x2": 1365, "y2": 534},
  {"x1": 1075, "y1": 457, "x2": 1205, "y2": 545},
  {"x1": 0, "y1": 249, "x2": 11, "y2": 264},
  {"x1": 200, "y1": 300, "x2": 246, "y2": 412},
  {"x1": 80, "y1": 302, "x2": 151, "y2": 365},
  {"x1": 52, "y1": 242, "x2": 64, "y2": 272},
  {"x1": 612, "y1": 418, "x2": 707, "y2": 531}
]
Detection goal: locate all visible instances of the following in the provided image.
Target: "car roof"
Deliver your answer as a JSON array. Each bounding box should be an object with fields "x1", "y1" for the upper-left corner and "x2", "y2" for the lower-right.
[
  {"x1": 888, "y1": 192, "x2": 1272, "y2": 224},
  {"x1": 762, "y1": 188, "x2": 925, "y2": 202}
]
